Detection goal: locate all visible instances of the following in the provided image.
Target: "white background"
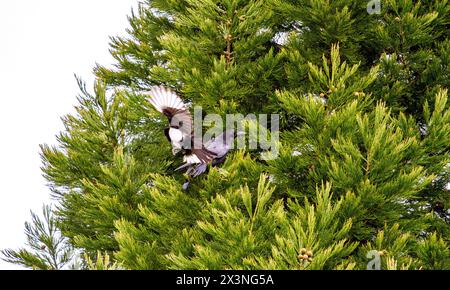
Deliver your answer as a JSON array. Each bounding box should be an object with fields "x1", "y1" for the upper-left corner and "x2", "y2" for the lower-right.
[{"x1": 0, "y1": 0, "x2": 137, "y2": 269}]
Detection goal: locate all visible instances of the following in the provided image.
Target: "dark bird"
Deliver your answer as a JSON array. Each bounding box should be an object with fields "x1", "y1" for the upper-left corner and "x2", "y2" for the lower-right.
[{"x1": 148, "y1": 86, "x2": 239, "y2": 187}]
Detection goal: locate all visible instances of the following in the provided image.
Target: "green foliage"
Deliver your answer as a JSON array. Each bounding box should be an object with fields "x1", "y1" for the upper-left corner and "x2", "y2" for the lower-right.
[
  {"x1": 114, "y1": 173, "x2": 204, "y2": 269},
  {"x1": 166, "y1": 174, "x2": 285, "y2": 269},
  {"x1": 85, "y1": 251, "x2": 122, "y2": 270},
  {"x1": 5, "y1": 0, "x2": 449, "y2": 270},
  {"x1": 1, "y1": 205, "x2": 73, "y2": 270},
  {"x1": 416, "y1": 233, "x2": 450, "y2": 270},
  {"x1": 271, "y1": 47, "x2": 444, "y2": 244},
  {"x1": 357, "y1": 224, "x2": 450, "y2": 270},
  {"x1": 250, "y1": 183, "x2": 358, "y2": 270},
  {"x1": 359, "y1": 224, "x2": 415, "y2": 270}
]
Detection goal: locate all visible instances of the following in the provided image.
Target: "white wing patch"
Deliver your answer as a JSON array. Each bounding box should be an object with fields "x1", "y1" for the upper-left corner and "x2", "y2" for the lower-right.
[
  {"x1": 148, "y1": 86, "x2": 185, "y2": 112},
  {"x1": 183, "y1": 154, "x2": 201, "y2": 164}
]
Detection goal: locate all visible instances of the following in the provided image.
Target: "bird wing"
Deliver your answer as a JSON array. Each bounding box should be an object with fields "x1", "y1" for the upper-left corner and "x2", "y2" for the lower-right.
[
  {"x1": 204, "y1": 129, "x2": 235, "y2": 158},
  {"x1": 148, "y1": 86, "x2": 186, "y2": 113},
  {"x1": 183, "y1": 130, "x2": 236, "y2": 165},
  {"x1": 149, "y1": 86, "x2": 221, "y2": 166},
  {"x1": 183, "y1": 147, "x2": 217, "y2": 164},
  {"x1": 148, "y1": 86, "x2": 193, "y2": 144}
]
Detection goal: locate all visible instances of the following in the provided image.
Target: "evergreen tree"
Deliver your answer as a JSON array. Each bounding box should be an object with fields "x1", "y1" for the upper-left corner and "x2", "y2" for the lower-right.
[{"x1": 3, "y1": 0, "x2": 449, "y2": 269}]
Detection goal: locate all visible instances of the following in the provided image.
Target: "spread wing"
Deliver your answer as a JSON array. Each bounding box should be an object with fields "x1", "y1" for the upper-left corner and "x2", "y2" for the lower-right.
[
  {"x1": 148, "y1": 86, "x2": 192, "y2": 144},
  {"x1": 148, "y1": 86, "x2": 185, "y2": 114},
  {"x1": 149, "y1": 86, "x2": 215, "y2": 164}
]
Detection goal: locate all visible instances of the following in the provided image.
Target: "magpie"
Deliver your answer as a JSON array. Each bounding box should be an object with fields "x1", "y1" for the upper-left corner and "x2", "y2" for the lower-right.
[
  {"x1": 175, "y1": 128, "x2": 238, "y2": 178},
  {"x1": 148, "y1": 86, "x2": 239, "y2": 184}
]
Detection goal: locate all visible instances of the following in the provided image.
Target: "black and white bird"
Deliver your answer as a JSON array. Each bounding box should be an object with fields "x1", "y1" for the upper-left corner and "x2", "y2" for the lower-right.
[
  {"x1": 148, "y1": 86, "x2": 239, "y2": 185},
  {"x1": 176, "y1": 128, "x2": 238, "y2": 178}
]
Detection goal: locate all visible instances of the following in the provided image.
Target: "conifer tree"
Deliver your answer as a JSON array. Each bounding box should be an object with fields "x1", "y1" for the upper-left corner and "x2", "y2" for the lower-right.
[
  {"x1": 3, "y1": 0, "x2": 449, "y2": 269},
  {"x1": 1, "y1": 205, "x2": 74, "y2": 270}
]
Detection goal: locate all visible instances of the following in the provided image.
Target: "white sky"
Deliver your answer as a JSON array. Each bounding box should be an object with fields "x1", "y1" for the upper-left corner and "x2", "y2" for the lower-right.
[{"x1": 0, "y1": 0, "x2": 138, "y2": 269}]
